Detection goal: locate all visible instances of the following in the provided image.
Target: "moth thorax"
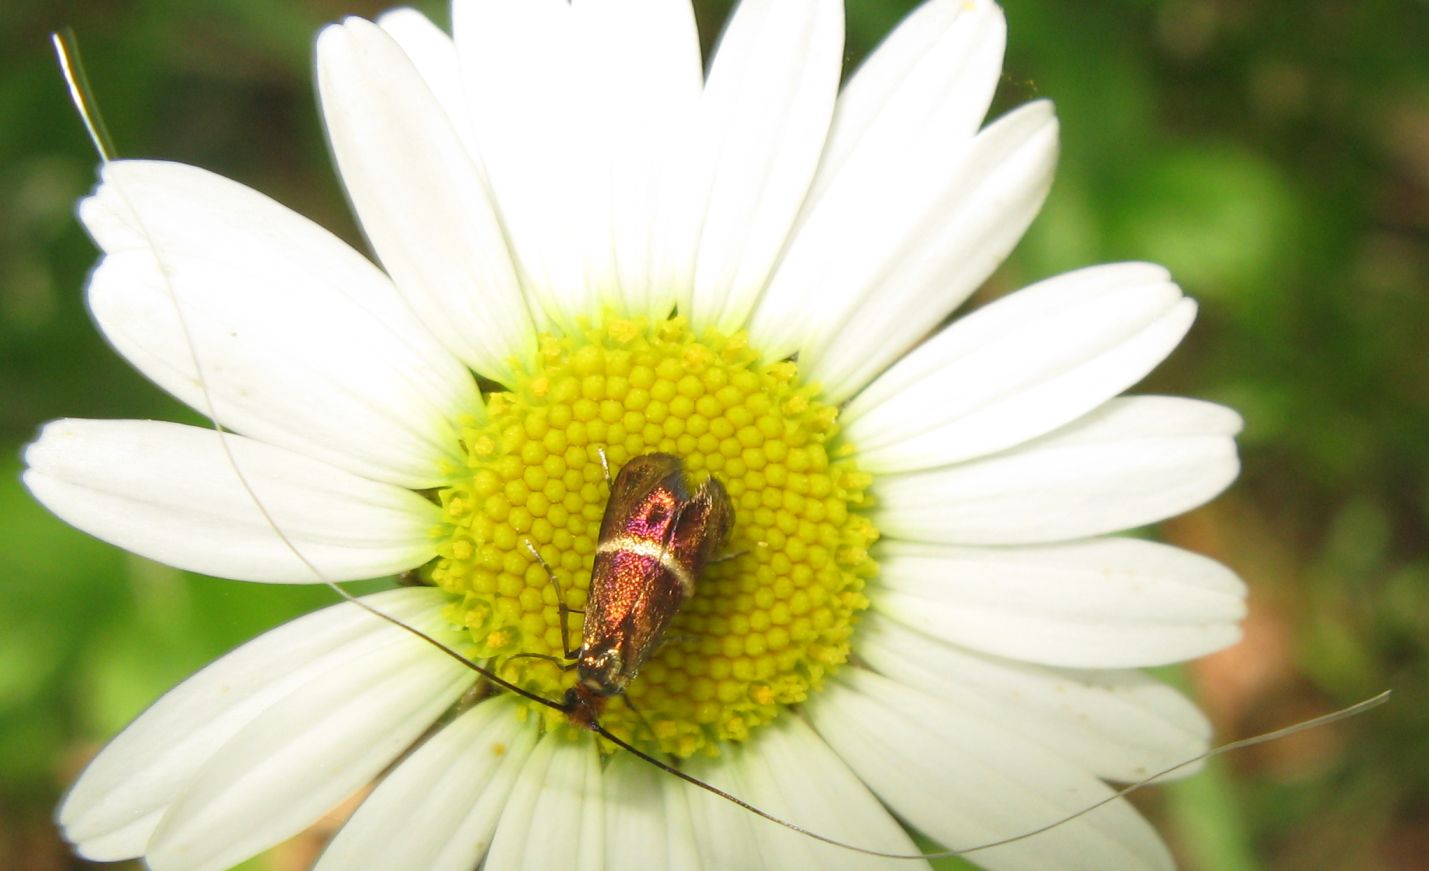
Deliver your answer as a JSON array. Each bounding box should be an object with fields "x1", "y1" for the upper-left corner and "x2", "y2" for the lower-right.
[{"x1": 578, "y1": 645, "x2": 626, "y2": 696}]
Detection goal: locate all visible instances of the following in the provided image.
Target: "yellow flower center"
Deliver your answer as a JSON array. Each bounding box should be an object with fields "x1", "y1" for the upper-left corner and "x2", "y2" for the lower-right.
[{"x1": 430, "y1": 317, "x2": 876, "y2": 758}]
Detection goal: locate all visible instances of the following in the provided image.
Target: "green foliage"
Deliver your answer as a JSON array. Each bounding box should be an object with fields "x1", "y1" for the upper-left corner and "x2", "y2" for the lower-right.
[{"x1": 1, "y1": 1, "x2": 1424, "y2": 868}]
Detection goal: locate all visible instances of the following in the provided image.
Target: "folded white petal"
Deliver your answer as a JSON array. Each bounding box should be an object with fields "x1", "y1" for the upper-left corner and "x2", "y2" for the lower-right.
[
  {"x1": 24, "y1": 419, "x2": 439, "y2": 583},
  {"x1": 315, "y1": 696, "x2": 537, "y2": 871},
  {"x1": 809, "y1": 669, "x2": 1173, "y2": 871},
  {"x1": 670, "y1": 0, "x2": 843, "y2": 333},
  {"x1": 463, "y1": 0, "x2": 703, "y2": 324},
  {"x1": 484, "y1": 734, "x2": 603, "y2": 871},
  {"x1": 695, "y1": 716, "x2": 919, "y2": 869},
  {"x1": 846, "y1": 263, "x2": 1197, "y2": 471},
  {"x1": 812, "y1": 0, "x2": 1006, "y2": 204},
  {"x1": 67, "y1": 811, "x2": 166, "y2": 864},
  {"x1": 453, "y1": 0, "x2": 582, "y2": 328},
  {"x1": 318, "y1": 18, "x2": 536, "y2": 384},
  {"x1": 567, "y1": 0, "x2": 703, "y2": 320},
  {"x1": 875, "y1": 396, "x2": 1242, "y2": 544},
  {"x1": 797, "y1": 101, "x2": 1059, "y2": 402},
  {"x1": 147, "y1": 620, "x2": 473, "y2": 871},
  {"x1": 750, "y1": 0, "x2": 1006, "y2": 357},
  {"x1": 81, "y1": 160, "x2": 478, "y2": 488},
  {"x1": 376, "y1": 9, "x2": 480, "y2": 159},
  {"x1": 859, "y1": 613, "x2": 1213, "y2": 781},
  {"x1": 58, "y1": 588, "x2": 455, "y2": 860},
  {"x1": 869, "y1": 537, "x2": 1245, "y2": 667}
]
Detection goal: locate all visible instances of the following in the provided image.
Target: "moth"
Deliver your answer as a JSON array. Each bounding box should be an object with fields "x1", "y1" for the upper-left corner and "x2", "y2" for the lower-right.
[{"x1": 553, "y1": 452, "x2": 733, "y2": 729}]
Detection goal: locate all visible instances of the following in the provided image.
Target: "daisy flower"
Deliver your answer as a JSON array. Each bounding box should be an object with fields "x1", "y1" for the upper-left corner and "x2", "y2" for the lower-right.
[{"x1": 27, "y1": 0, "x2": 1246, "y2": 869}]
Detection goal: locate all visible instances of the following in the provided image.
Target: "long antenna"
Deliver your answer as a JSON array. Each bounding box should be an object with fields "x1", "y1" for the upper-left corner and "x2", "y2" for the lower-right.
[
  {"x1": 52, "y1": 29, "x2": 1393, "y2": 863},
  {"x1": 589, "y1": 691, "x2": 1392, "y2": 859},
  {"x1": 52, "y1": 28, "x2": 565, "y2": 715}
]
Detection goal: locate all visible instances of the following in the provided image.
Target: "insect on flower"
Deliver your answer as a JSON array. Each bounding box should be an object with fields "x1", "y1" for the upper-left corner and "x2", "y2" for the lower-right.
[
  {"x1": 525, "y1": 452, "x2": 734, "y2": 731},
  {"x1": 29, "y1": 4, "x2": 1387, "y2": 870}
]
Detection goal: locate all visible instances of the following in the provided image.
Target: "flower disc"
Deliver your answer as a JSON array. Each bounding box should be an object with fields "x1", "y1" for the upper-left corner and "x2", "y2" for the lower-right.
[{"x1": 432, "y1": 317, "x2": 877, "y2": 757}]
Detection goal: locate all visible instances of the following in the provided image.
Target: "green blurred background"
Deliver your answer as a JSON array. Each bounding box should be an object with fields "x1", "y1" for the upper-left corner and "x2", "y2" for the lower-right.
[{"x1": 1, "y1": 1, "x2": 1425, "y2": 868}]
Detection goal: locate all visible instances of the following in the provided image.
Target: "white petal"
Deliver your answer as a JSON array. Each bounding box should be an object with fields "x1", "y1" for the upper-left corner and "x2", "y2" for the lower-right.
[
  {"x1": 316, "y1": 696, "x2": 538, "y2": 871},
  {"x1": 147, "y1": 619, "x2": 474, "y2": 871},
  {"x1": 870, "y1": 537, "x2": 1244, "y2": 670},
  {"x1": 24, "y1": 419, "x2": 439, "y2": 583},
  {"x1": 669, "y1": 0, "x2": 844, "y2": 333},
  {"x1": 750, "y1": 0, "x2": 1006, "y2": 357},
  {"x1": 858, "y1": 613, "x2": 1213, "y2": 782},
  {"x1": 603, "y1": 751, "x2": 701, "y2": 871},
  {"x1": 796, "y1": 101, "x2": 1060, "y2": 403},
  {"x1": 81, "y1": 160, "x2": 478, "y2": 488},
  {"x1": 376, "y1": 9, "x2": 480, "y2": 159},
  {"x1": 814, "y1": 0, "x2": 1005, "y2": 202},
  {"x1": 869, "y1": 537, "x2": 1245, "y2": 667},
  {"x1": 474, "y1": 0, "x2": 705, "y2": 324},
  {"x1": 809, "y1": 669, "x2": 1173, "y2": 871},
  {"x1": 690, "y1": 716, "x2": 919, "y2": 869},
  {"x1": 565, "y1": 0, "x2": 703, "y2": 320},
  {"x1": 453, "y1": 0, "x2": 582, "y2": 328},
  {"x1": 874, "y1": 396, "x2": 1242, "y2": 544},
  {"x1": 484, "y1": 734, "x2": 603, "y2": 871},
  {"x1": 318, "y1": 18, "x2": 536, "y2": 384},
  {"x1": 683, "y1": 750, "x2": 767, "y2": 871},
  {"x1": 845, "y1": 263, "x2": 1198, "y2": 472},
  {"x1": 58, "y1": 588, "x2": 455, "y2": 861}
]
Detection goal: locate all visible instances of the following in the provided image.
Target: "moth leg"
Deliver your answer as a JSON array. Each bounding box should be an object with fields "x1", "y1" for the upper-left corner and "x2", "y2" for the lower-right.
[
  {"x1": 523, "y1": 538, "x2": 582, "y2": 659},
  {"x1": 505, "y1": 651, "x2": 578, "y2": 672}
]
